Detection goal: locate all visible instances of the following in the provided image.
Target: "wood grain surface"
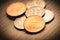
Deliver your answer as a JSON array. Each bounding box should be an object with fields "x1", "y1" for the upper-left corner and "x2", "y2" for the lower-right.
[{"x1": 0, "y1": 0, "x2": 60, "y2": 40}]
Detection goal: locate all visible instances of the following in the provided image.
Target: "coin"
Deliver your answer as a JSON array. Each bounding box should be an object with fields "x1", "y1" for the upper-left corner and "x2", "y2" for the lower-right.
[
  {"x1": 6, "y1": 2, "x2": 26, "y2": 16},
  {"x1": 26, "y1": 0, "x2": 46, "y2": 9},
  {"x1": 43, "y1": 9, "x2": 54, "y2": 22},
  {"x1": 24, "y1": 15, "x2": 45, "y2": 33},
  {"x1": 14, "y1": 16, "x2": 26, "y2": 29},
  {"x1": 25, "y1": 6, "x2": 45, "y2": 17}
]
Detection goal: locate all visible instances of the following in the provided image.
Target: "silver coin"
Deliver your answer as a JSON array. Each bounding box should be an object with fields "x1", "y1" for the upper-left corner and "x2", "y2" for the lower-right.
[
  {"x1": 43, "y1": 9, "x2": 54, "y2": 22},
  {"x1": 26, "y1": 0, "x2": 46, "y2": 9},
  {"x1": 14, "y1": 16, "x2": 26, "y2": 29},
  {"x1": 25, "y1": 6, "x2": 45, "y2": 17}
]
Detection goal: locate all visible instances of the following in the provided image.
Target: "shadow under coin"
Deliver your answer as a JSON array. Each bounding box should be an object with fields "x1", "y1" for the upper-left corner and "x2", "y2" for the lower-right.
[
  {"x1": 42, "y1": 13, "x2": 45, "y2": 17},
  {"x1": 46, "y1": 17, "x2": 55, "y2": 24},
  {"x1": 14, "y1": 26, "x2": 25, "y2": 31},
  {"x1": 24, "y1": 26, "x2": 46, "y2": 35},
  {"x1": 6, "y1": 13, "x2": 25, "y2": 21}
]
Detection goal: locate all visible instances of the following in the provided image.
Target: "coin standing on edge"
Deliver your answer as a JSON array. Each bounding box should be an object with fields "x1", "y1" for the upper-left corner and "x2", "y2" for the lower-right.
[
  {"x1": 43, "y1": 9, "x2": 54, "y2": 23},
  {"x1": 6, "y1": 2, "x2": 26, "y2": 16},
  {"x1": 14, "y1": 16, "x2": 26, "y2": 29},
  {"x1": 25, "y1": 6, "x2": 45, "y2": 17},
  {"x1": 24, "y1": 15, "x2": 45, "y2": 33},
  {"x1": 26, "y1": 0, "x2": 46, "y2": 9}
]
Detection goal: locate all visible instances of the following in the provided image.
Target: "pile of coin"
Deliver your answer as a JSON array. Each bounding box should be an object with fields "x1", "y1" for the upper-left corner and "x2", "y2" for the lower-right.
[{"x1": 6, "y1": 0, "x2": 54, "y2": 33}]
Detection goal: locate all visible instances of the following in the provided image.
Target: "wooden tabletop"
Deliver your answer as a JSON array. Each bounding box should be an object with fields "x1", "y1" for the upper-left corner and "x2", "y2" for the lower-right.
[{"x1": 0, "y1": 0, "x2": 60, "y2": 40}]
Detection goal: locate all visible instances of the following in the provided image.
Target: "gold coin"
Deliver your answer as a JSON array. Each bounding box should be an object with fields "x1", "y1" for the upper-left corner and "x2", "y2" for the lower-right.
[
  {"x1": 26, "y1": 0, "x2": 46, "y2": 9},
  {"x1": 6, "y1": 2, "x2": 26, "y2": 16},
  {"x1": 24, "y1": 15, "x2": 45, "y2": 33},
  {"x1": 14, "y1": 16, "x2": 26, "y2": 29},
  {"x1": 25, "y1": 6, "x2": 45, "y2": 17}
]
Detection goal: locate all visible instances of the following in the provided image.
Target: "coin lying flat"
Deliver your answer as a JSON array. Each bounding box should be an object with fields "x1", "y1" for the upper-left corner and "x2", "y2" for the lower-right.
[
  {"x1": 43, "y1": 9, "x2": 54, "y2": 22},
  {"x1": 24, "y1": 15, "x2": 45, "y2": 33},
  {"x1": 26, "y1": 0, "x2": 46, "y2": 9},
  {"x1": 6, "y1": 2, "x2": 26, "y2": 16},
  {"x1": 25, "y1": 6, "x2": 45, "y2": 17},
  {"x1": 14, "y1": 16, "x2": 26, "y2": 29}
]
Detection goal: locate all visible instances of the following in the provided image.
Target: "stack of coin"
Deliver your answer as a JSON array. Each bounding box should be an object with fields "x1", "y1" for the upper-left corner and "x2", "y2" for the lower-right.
[
  {"x1": 6, "y1": 1, "x2": 54, "y2": 33},
  {"x1": 24, "y1": 0, "x2": 46, "y2": 33},
  {"x1": 6, "y1": 2, "x2": 27, "y2": 30}
]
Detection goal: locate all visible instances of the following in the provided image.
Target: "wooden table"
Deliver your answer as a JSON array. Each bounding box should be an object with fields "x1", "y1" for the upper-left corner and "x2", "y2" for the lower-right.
[{"x1": 0, "y1": 0, "x2": 60, "y2": 40}]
